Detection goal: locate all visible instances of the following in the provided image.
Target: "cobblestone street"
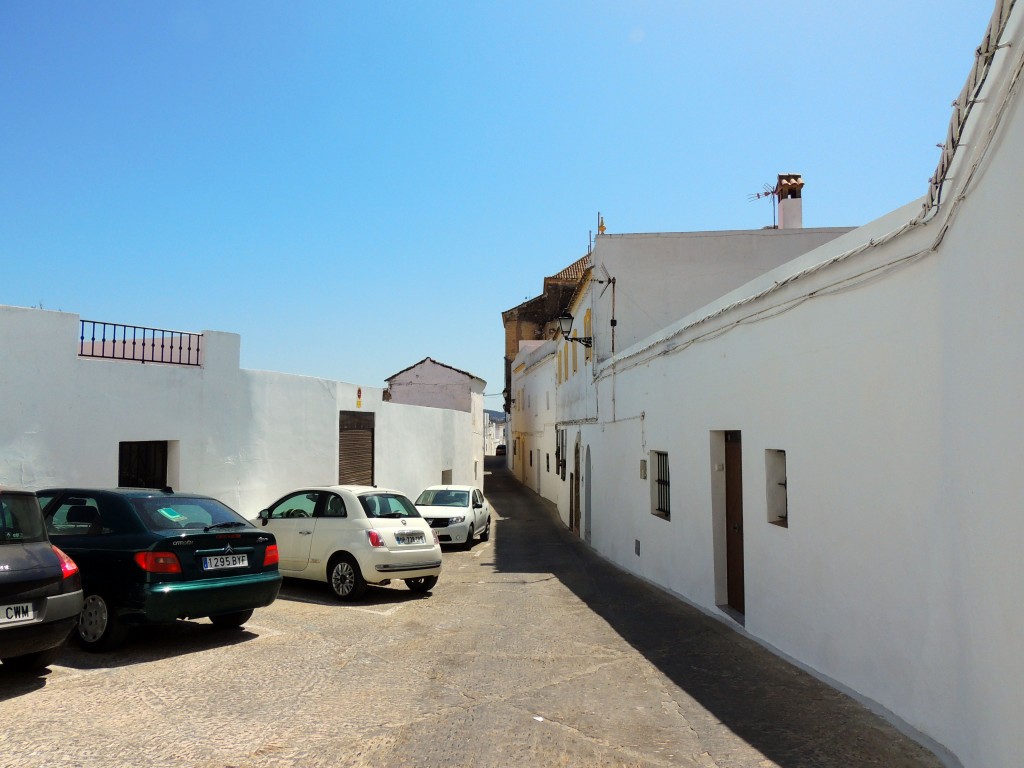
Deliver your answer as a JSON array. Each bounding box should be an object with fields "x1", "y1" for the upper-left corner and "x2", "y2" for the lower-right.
[{"x1": 0, "y1": 461, "x2": 943, "y2": 767}]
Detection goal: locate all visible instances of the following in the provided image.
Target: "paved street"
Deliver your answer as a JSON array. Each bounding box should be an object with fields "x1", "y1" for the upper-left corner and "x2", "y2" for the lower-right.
[{"x1": 0, "y1": 460, "x2": 943, "y2": 768}]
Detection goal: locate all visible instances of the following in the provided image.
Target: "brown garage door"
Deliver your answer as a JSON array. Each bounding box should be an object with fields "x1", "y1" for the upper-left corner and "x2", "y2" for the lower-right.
[{"x1": 339, "y1": 411, "x2": 374, "y2": 485}]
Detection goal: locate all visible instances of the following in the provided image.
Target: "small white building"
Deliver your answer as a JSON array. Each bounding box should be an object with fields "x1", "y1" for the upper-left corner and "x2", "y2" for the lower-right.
[
  {"x1": 384, "y1": 357, "x2": 486, "y2": 486},
  {"x1": 0, "y1": 307, "x2": 479, "y2": 514},
  {"x1": 509, "y1": 2, "x2": 1024, "y2": 765}
]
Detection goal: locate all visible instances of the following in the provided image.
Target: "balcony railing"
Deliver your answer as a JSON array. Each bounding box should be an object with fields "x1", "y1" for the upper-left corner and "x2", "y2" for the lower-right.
[{"x1": 79, "y1": 320, "x2": 202, "y2": 366}]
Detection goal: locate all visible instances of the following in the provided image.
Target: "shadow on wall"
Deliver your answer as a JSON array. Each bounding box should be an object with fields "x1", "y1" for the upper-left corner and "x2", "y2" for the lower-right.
[{"x1": 481, "y1": 458, "x2": 945, "y2": 768}]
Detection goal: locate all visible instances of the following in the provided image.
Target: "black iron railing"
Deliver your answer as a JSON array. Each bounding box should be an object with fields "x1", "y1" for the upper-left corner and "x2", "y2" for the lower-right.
[{"x1": 79, "y1": 320, "x2": 202, "y2": 366}]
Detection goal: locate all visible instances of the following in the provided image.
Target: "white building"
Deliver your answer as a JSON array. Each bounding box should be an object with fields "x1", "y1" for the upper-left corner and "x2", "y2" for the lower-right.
[
  {"x1": 509, "y1": 2, "x2": 1023, "y2": 765},
  {"x1": 384, "y1": 357, "x2": 486, "y2": 486},
  {"x1": 483, "y1": 409, "x2": 508, "y2": 456},
  {"x1": 0, "y1": 307, "x2": 478, "y2": 514}
]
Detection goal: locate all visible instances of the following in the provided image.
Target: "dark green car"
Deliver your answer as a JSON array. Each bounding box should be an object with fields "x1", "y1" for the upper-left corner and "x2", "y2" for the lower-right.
[{"x1": 39, "y1": 488, "x2": 282, "y2": 651}]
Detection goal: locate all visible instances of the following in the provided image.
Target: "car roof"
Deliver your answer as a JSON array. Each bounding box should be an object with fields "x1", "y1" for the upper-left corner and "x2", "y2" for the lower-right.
[
  {"x1": 38, "y1": 487, "x2": 219, "y2": 501},
  {"x1": 419, "y1": 485, "x2": 477, "y2": 492},
  {"x1": 286, "y1": 485, "x2": 408, "y2": 497}
]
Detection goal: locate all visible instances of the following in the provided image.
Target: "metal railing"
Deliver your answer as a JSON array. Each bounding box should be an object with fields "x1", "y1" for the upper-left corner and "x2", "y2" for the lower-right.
[{"x1": 79, "y1": 320, "x2": 202, "y2": 366}]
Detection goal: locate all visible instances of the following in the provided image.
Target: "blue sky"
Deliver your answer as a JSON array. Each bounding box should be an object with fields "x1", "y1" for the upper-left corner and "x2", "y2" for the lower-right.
[{"x1": 1, "y1": 2, "x2": 994, "y2": 402}]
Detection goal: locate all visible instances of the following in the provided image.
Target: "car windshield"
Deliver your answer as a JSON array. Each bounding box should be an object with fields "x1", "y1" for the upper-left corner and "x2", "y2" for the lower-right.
[
  {"x1": 0, "y1": 493, "x2": 48, "y2": 544},
  {"x1": 414, "y1": 489, "x2": 470, "y2": 508},
  {"x1": 359, "y1": 493, "x2": 421, "y2": 519},
  {"x1": 131, "y1": 496, "x2": 251, "y2": 532}
]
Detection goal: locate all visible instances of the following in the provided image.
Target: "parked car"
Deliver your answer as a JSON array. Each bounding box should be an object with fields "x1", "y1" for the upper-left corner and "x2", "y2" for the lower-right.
[
  {"x1": 0, "y1": 489, "x2": 83, "y2": 670},
  {"x1": 414, "y1": 485, "x2": 491, "y2": 549},
  {"x1": 257, "y1": 486, "x2": 442, "y2": 601},
  {"x1": 39, "y1": 488, "x2": 282, "y2": 651},
  {"x1": 495, "y1": 445, "x2": 506, "y2": 456}
]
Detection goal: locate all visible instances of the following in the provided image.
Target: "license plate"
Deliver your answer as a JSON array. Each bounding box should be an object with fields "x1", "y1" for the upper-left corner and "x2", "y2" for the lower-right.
[
  {"x1": 0, "y1": 602, "x2": 34, "y2": 625},
  {"x1": 202, "y1": 554, "x2": 249, "y2": 571},
  {"x1": 396, "y1": 533, "x2": 425, "y2": 545}
]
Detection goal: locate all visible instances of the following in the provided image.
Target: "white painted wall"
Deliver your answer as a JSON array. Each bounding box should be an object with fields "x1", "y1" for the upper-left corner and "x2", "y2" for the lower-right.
[
  {"x1": 385, "y1": 358, "x2": 486, "y2": 488},
  {"x1": 529, "y1": 8, "x2": 1024, "y2": 764},
  {"x1": 0, "y1": 306, "x2": 476, "y2": 517},
  {"x1": 510, "y1": 341, "x2": 561, "y2": 514},
  {"x1": 589, "y1": 226, "x2": 853, "y2": 360}
]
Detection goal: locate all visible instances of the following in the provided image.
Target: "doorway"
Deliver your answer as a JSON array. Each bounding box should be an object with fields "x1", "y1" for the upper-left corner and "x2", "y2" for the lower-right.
[
  {"x1": 584, "y1": 445, "x2": 592, "y2": 544},
  {"x1": 724, "y1": 430, "x2": 745, "y2": 613}
]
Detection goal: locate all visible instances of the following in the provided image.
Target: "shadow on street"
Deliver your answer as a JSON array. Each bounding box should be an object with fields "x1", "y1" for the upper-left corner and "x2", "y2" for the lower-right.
[{"x1": 482, "y1": 458, "x2": 944, "y2": 768}]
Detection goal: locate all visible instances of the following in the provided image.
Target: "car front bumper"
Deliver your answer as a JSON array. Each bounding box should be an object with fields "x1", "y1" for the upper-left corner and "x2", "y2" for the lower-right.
[{"x1": 424, "y1": 519, "x2": 471, "y2": 544}]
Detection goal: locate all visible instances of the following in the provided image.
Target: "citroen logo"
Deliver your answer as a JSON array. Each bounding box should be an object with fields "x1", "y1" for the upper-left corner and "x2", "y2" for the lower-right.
[{"x1": 223, "y1": 544, "x2": 234, "y2": 555}]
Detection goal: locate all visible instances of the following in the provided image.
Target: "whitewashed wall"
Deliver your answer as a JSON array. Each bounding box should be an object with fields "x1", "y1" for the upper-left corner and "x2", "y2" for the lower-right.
[
  {"x1": 510, "y1": 341, "x2": 561, "y2": 514},
  {"x1": 588, "y1": 227, "x2": 852, "y2": 360},
  {"x1": 0, "y1": 306, "x2": 475, "y2": 517},
  {"x1": 386, "y1": 358, "x2": 485, "y2": 489},
  {"x1": 567, "y1": 12, "x2": 1024, "y2": 763}
]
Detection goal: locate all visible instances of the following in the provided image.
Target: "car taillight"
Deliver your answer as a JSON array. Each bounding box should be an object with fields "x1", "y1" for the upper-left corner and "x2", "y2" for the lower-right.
[
  {"x1": 52, "y1": 545, "x2": 79, "y2": 579},
  {"x1": 432, "y1": 530, "x2": 440, "y2": 545},
  {"x1": 263, "y1": 544, "x2": 279, "y2": 567},
  {"x1": 134, "y1": 551, "x2": 182, "y2": 574},
  {"x1": 367, "y1": 530, "x2": 385, "y2": 548}
]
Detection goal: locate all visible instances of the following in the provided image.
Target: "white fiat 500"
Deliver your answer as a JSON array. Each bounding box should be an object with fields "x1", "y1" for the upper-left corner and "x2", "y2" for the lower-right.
[
  {"x1": 257, "y1": 486, "x2": 441, "y2": 600},
  {"x1": 414, "y1": 485, "x2": 491, "y2": 549}
]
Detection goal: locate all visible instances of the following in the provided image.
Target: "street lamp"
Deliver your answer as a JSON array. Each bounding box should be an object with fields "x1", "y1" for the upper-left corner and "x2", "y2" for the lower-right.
[{"x1": 557, "y1": 311, "x2": 592, "y2": 348}]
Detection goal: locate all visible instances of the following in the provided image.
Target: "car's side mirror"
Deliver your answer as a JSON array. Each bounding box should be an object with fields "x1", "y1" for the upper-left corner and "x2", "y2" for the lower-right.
[
  {"x1": 473, "y1": 500, "x2": 483, "y2": 509},
  {"x1": 259, "y1": 509, "x2": 269, "y2": 525}
]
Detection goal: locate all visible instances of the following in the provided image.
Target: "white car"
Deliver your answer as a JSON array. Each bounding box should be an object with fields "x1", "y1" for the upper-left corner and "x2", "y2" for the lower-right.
[
  {"x1": 414, "y1": 485, "x2": 491, "y2": 549},
  {"x1": 257, "y1": 486, "x2": 441, "y2": 600}
]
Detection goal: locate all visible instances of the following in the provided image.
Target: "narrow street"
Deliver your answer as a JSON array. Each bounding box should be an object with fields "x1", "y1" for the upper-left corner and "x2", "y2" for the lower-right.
[{"x1": 0, "y1": 460, "x2": 943, "y2": 768}]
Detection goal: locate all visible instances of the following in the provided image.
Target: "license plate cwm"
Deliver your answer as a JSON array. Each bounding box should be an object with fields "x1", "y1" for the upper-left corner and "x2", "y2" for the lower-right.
[{"x1": 0, "y1": 603, "x2": 34, "y2": 624}]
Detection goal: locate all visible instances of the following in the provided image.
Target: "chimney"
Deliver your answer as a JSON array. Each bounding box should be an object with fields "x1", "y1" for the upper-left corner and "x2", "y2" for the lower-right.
[{"x1": 777, "y1": 174, "x2": 804, "y2": 229}]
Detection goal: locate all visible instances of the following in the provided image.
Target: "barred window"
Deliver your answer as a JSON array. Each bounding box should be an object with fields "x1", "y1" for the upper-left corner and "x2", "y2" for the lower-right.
[{"x1": 652, "y1": 451, "x2": 670, "y2": 520}]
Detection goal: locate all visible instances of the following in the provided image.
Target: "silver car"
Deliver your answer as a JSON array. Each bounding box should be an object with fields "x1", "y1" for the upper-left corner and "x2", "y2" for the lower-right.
[{"x1": 414, "y1": 485, "x2": 492, "y2": 549}]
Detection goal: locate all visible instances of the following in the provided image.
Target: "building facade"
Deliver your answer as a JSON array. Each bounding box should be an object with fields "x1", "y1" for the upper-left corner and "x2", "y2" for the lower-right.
[
  {"x1": 0, "y1": 306, "x2": 478, "y2": 515},
  {"x1": 506, "y1": 3, "x2": 1023, "y2": 765}
]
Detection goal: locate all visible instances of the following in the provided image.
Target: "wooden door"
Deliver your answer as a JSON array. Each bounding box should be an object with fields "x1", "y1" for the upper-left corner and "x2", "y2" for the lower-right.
[{"x1": 725, "y1": 430, "x2": 745, "y2": 613}]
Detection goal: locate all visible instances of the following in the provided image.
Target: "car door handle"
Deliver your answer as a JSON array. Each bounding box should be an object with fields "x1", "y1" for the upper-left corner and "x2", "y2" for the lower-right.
[{"x1": 299, "y1": 530, "x2": 313, "y2": 535}]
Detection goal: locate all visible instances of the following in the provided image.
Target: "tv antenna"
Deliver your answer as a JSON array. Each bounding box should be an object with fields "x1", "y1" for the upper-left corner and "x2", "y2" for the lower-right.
[{"x1": 748, "y1": 181, "x2": 778, "y2": 228}]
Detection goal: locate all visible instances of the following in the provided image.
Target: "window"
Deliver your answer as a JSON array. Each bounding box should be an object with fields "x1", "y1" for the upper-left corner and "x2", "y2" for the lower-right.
[
  {"x1": 584, "y1": 309, "x2": 593, "y2": 362},
  {"x1": 268, "y1": 491, "x2": 319, "y2": 519},
  {"x1": 563, "y1": 342, "x2": 569, "y2": 381},
  {"x1": 557, "y1": 349, "x2": 562, "y2": 384},
  {"x1": 651, "y1": 451, "x2": 670, "y2": 520},
  {"x1": 529, "y1": 450, "x2": 533, "y2": 467},
  {"x1": 119, "y1": 440, "x2": 168, "y2": 489},
  {"x1": 546, "y1": 453, "x2": 550, "y2": 472},
  {"x1": 766, "y1": 449, "x2": 788, "y2": 527},
  {"x1": 572, "y1": 333, "x2": 578, "y2": 372}
]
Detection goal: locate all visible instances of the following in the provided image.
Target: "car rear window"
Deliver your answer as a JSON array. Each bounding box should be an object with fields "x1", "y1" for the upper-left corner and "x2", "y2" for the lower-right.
[
  {"x1": 414, "y1": 489, "x2": 469, "y2": 507},
  {"x1": 359, "y1": 493, "x2": 421, "y2": 519},
  {"x1": 0, "y1": 493, "x2": 48, "y2": 544},
  {"x1": 131, "y1": 497, "x2": 252, "y2": 532}
]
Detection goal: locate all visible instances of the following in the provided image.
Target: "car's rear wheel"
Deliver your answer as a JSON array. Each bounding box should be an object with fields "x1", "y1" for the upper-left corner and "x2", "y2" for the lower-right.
[
  {"x1": 77, "y1": 593, "x2": 128, "y2": 652},
  {"x1": 463, "y1": 524, "x2": 475, "y2": 550},
  {"x1": 405, "y1": 575, "x2": 438, "y2": 593},
  {"x1": 480, "y1": 515, "x2": 491, "y2": 542},
  {"x1": 210, "y1": 609, "x2": 254, "y2": 629},
  {"x1": 1, "y1": 646, "x2": 62, "y2": 671},
  {"x1": 328, "y1": 554, "x2": 366, "y2": 601}
]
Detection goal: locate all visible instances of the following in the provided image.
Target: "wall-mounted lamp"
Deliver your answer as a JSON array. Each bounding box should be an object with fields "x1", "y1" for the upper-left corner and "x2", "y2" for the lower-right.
[{"x1": 557, "y1": 311, "x2": 592, "y2": 348}]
